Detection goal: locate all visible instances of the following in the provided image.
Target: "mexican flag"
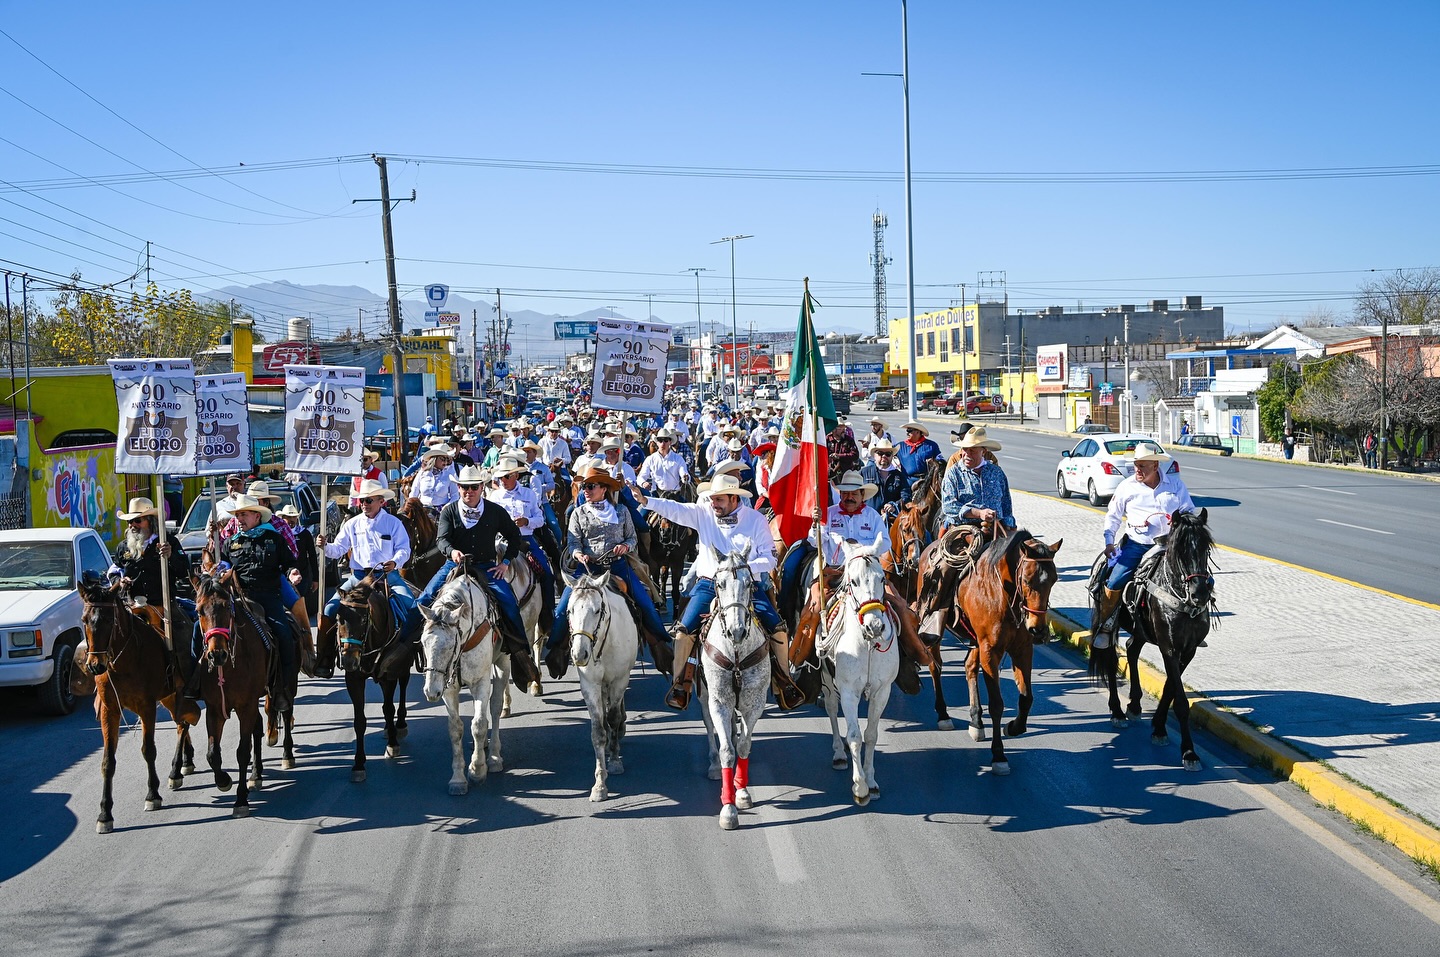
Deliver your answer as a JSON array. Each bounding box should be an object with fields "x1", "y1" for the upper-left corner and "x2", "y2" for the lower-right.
[{"x1": 769, "y1": 285, "x2": 836, "y2": 546}]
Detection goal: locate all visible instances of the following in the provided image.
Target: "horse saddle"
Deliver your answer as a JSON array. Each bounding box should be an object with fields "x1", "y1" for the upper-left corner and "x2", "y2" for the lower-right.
[{"x1": 917, "y1": 526, "x2": 985, "y2": 636}]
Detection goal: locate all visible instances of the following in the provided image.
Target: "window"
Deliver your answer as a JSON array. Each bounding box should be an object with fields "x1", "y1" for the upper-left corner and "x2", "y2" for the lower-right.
[
  {"x1": 926, "y1": 332, "x2": 935, "y2": 355},
  {"x1": 939, "y1": 335, "x2": 948, "y2": 360},
  {"x1": 48, "y1": 429, "x2": 116, "y2": 450},
  {"x1": 951, "y1": 328, "x2": 962, "y2": 353},
  {"x1": 78, "y1": 536, "x2": 111, "y2": 581},
  {"x1": 915, "y1": 333, "x2": 924, "y2": 357}
]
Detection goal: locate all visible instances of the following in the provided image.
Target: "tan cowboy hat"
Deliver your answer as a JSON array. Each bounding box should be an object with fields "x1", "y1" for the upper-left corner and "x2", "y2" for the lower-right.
[
  {"x1": 576, "y1": 466, "x2": 623, "y2": 492},
  {"x1": 275, "y1": 503, "x2": 301, "y2": 521},
  {"x1": 834, "y1": 470, "x2": 879, "y2": 498},
  {"x1": 521, "y1": 439, "x2": 541, "y2": 452},
  {"x1": 711, "y1": 459, "x2": 748, "y2": 477},
  {"x1": 354, "y1": 479, "x2": 396, "y2": 502},
  {"x1": 245, "y1": 480, "x2": 278, "y2": 501},
  {"x1": 456, "y1": 464, "x2": 487, "y2": 485},
  {"x1": 870, "y1": 416, "x2": 886, "y2": 426},
  {"x1": 423, "y1": 444, "x2": 456, "y2": 459},
  {"x1": 117, "y1": 497, "x2": 159, "y2": 521},
  {"x1": 702, "y1": 472, "x2": 752, "y2": 499},
  {"x1": 902, "y1": 420, "x2": 929, "y2": 436},
  {"x1": 361, "y1": 448, "x2": 381, "y2": 462},
  {"x1": 492, "y1": 459, "x2": 528, "y2": 479},
  {"x1": 488, "y1": 427, "x2": 505, "y2": 438},
  {"x1": 956, "y1": 426, "x2": 1002, "y2": 451},
  {"x1": 869, "y1": 438, "x2": 896, "y2": 453},
  {"x1": 599, "y1": 437, "x2": 623, "y2": 453},
  {"x1": 229, "y1": 494, "x2": 273, "y2": 522},
  {"x1": 1131, "y1": 441, "x2": 1172, "y2": 463}
]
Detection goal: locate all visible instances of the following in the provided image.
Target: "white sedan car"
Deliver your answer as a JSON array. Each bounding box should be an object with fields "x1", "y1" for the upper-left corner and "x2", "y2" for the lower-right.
[
  {"x1": 1056, "y1": 433, "x2": 1179, "y2": 506},
  {"x1": 0, "y1": 527, "x2": 114, "y2": 715}
]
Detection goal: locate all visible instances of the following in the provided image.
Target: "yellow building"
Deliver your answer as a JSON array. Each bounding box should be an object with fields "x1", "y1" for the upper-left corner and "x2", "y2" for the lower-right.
[{"x1": 887, "y1": 304, "x2": 988, "y2": 392}]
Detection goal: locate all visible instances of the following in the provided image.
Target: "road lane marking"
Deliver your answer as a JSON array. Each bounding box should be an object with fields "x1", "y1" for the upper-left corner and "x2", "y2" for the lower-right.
[
  {"x1": 1185, "y1": 465, "x2": 1219, "y2": 473},
  {"x1": 1033, "y1": 445, "x2": 1057, "y2": 450},
  {"x1": 1303, "y1": 484, "x2": 1357, "y2": 496},
  {"x1": 1006, "y1": 456, "x2": 1028, "y2": 462},
  {"x1": 1317, "y1": 518, "x2": 1393, "y2": 535},
  {"x1": 764, "y1": 818, "x2": 807, "y2": 884}
]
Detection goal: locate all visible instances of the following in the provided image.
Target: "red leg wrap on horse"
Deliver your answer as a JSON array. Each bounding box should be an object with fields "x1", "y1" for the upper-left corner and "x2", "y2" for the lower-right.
[
  {"x1": 734, "y1": 757, "x2": 749, "y2": 790},
  {"x1": 720, "y1": 766, "x2": 736, "y2": 806}
]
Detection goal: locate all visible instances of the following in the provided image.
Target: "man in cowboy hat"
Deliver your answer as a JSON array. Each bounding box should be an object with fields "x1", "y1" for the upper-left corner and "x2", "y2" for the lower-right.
[
  {"x1": 939, "y1": 426, "x2": 1016, "y2": 534},
  {"x1": 111, "y1": 497, "x2": 191, "y2": 609},
  {"x1": 274, "y1": 503, "x2": 316, "y2": 611},
  {"x1": 896, "y1": 420, "x2": 942, "y2": 492},
  {"x1": 519, "y1": 440, "x2": 564, "y2": 565},
  {"x1": 623, "y1": 428, "x2": 646, "y2": 471},
  {"x1": 539, "y1": 419, "x2": 573, "y2": 469},
  {"x1": 705, "y1": 423, "x2": 740, "y2": 473},
  {"x1": 747, "y1": 410, "x2": 774, "y2": 450},
  {"x1": 350, "y1": 449, "x2": 389, "y2": 507},
  {"x1": 318, "y1": 479, "x2": 420, "y2": 637},
  {"x1": 630, "y1": 472, "x2": 804, "y2": 711},
  {"x1": 706, "y1": 437, "x2": 755, "y2": 496},
  {"x1": 859, "y1": 437, "x2": 909, "y2": 517},
  {"x1": 412, "y1": 443, "x2": 459, "y2": 511},
  {"x1": 859, "y1": 416, "x2": 896, "y2": 464},
  {"x1": 1092, "y1": 441, "x2": 1197, "y2": 650},
  {"x1": 481, "y1": 428, "x2": 509, "y2": 469},
  {"x1": 638, "y1": 428, "x2": 690, "y2": 495},
  {"x1": 219, "y1": 494, "x2": 300, "y2": 700},
  {"x1": 488, "y1": 457, "x2": 555, "y2": 619}
]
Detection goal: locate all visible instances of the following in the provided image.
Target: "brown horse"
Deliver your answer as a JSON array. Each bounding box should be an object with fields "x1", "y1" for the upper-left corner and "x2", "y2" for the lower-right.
[
  {"x1": 78, "y1": 576, "x2": 199, "y2": 834},
  {"x1": 327, "y1": 570, "x2": 416, "y2": 783},
  {"x1": 646, "y1": 483, "x2": 698, "y2": 619},
  {"x1": 191, "y1": 571, "x2": 276, "y2": 817},
  {"x1": 397, "y1": 495, "x2": 445, "y2": 591},
  {"x1": 954, "y1": 528, "x2": 1062, "y2": 774}
]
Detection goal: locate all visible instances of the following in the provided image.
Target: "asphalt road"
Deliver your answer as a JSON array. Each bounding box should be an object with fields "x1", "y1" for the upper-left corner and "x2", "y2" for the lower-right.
[
  {"x1": 4, "y1": 650, "x2": 1440, "y2": 957},
  {"x1": 862, "y1": 409, "x2": 1440, "y2": 604}
]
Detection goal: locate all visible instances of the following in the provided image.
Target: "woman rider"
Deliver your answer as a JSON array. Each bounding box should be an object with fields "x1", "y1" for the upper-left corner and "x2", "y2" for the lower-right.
[
  {"x1": 542, "y1": 466, "x2": 672, "y2": 678},
  {"x1": 218, "y1": 494, "x2": 298, "y2": 705}
]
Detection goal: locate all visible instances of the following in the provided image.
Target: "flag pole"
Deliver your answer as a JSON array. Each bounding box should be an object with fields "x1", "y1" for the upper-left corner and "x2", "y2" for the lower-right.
[
  {"x1": 154, "y1": 474, "x2": 174, "y2": 651},
  {"x1": 805, "y1": 279, "x2": 826, "y2": 611}
]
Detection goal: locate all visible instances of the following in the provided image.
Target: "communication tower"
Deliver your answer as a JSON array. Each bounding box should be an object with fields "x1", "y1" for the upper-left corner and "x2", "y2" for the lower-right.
[{"x1": 871, "y1": 210, "x2": 891, "y2": 337}]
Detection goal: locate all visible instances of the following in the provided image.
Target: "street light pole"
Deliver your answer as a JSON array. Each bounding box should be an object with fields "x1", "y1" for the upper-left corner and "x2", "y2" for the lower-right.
[
  {"x1": 684, "y1": 267, "x2": 711, "y2": 394},
  {"x1": 712, "y1": 234, "x2": 752, "y2": 406},
  {"x1": 900, "y1": 0, "x2": 918, "y2": 421}
]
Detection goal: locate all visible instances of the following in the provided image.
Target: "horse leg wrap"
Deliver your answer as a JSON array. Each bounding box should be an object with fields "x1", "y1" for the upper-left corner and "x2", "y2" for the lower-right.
[
  {"x1": 720, "y1": 766, "x2": 736, "y2": 806},
  {"x1": 734, "y1": 757, "x2": 749, "y2": 791}
]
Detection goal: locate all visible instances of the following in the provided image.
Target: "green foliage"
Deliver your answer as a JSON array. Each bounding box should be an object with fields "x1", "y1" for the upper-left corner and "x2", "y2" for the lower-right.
[
  {"x1": 36, "y1": 281, "x2": 235, "y2": 365},
  {"x1": 1256, "y1": 362, "x2": 1302, "y2": 440}
]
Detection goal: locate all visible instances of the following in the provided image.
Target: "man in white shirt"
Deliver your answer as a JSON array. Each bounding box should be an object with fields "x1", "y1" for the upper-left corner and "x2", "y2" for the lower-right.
[
  {"x1": 858, "y1": 417, "x2": 896, "y2": 464},
  {"x1": 638, "y1": 429, "x2": 690, "y2": 493},
  {"x1": 317, "y1": 479, "x2": 418, "y2": 633},
  {"x1": 539, "y1": 421, "x2": 572, "y2": 469},
  {"x1": 631, "y1": 473, "x2": 804, "y2": 712},
  {"x1": 488, "y1": 459, "x2": 555, "y2": 617},
  {"x1": 706, "y1": 425, "x2": 739, "y2": 472},
  {"x1": 410, "y1": 444, "x2": 459, "y2": 511},
  {"x1": 748, "y1": 411, "x2": 774, "y2": 449}
]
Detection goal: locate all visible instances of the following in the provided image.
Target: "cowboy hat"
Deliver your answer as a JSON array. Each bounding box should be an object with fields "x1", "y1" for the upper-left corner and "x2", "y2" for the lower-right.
[
  {"x1": 871, "y1": 416, "x2": 886, "y2": 426},
  {"x1": 726, "y1": 437, "x2": 745, "y2": 452},
  {"x1": 711, "y1": 459, "x2": 748, "y2": 477},
  {"x1": 702, "y1": 472, "x2": 752, "y2": 499},
  {"x1": 1131, "y1": 441, "x2": 1172, "y2": 463},
  {"x1": 354, "y1": 479, "x2": 396, "y2": 502},
  {"x1": 521, "y1": 439, "x2": 541, "y2": 452},
  {"x1": 423, "y1": 444, "x2": 456, "y2": 459},
  {"x1": 456, "y1": 464, "x2": 487, "y2": 485},
  {"x1": 576, "y1": 466, "x2": 623, "y2": 492},
  {"x1": 361, "y1": 449, "x2": 381, "y2": 462},
  {"x1": 956, "y1": 426, "x2": 1002, "y2": 451},
  {"x1": 545, "y1": 421, "x2": 562, "y2": 430},
  {"x1": 599, "y1": 437, "x2": 623, "y2": 453},
  {"x1": 834, "y1": 470, "x2": 879, "y2": 498},
  {"x1": 751, "y1": 441, "x2": 777, "y2": 457},
  {"x1": 902, "y1": 420, "x2": 929, "y2": 436},
  {"x1": 245, "y1": 481, "x2": 278, "y2": 501},
  {"x1": 228, "y1": 494, "x2": 273, "y2": 522},
  {"x1": 869, "y1": 438, "x2": 896, "y2": 453},
  {"x1": 275, "y1": 503, "x2": 301, "y2": 521},
  {"x1": 492, "y1": 459, "x2": 528, "y2": 479},
  {"x1": 117, "y1": 497, "x2": 159, "y2": 521},
  {"x1": 488, "y1": 427, "x2": 505, "y2": 437},
  {"x1": 655, "y1": 427, "x2": 676, "y2": 440}
]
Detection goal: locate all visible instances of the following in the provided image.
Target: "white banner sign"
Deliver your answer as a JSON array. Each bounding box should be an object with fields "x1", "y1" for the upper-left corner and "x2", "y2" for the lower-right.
[
  {"x1": 108, "y1": 358, "x2": 196, "y2": 475},
  {"x1": 195, "y1": 372, "x2": 252, "y2": 476},
  {"x1": 283, "y1": 365, "x2": 367, "y2": 475},
  {"x1": 590, "y1": 319, "x2": 671, "y2": 414}
]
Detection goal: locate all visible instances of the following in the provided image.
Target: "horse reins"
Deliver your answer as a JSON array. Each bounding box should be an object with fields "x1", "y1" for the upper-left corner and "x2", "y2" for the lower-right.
[{"x1": 569, "y1": 579, "x2": 613, "y2": 660}]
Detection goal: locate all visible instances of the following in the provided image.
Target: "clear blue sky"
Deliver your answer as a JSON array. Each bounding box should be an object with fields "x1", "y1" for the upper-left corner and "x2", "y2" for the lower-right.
[{"x1": 3, "y1": 1, "x2": 1438, "y2": 349}]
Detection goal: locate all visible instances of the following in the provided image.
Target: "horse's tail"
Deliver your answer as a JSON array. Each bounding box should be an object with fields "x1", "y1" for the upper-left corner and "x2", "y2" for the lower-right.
[{"x1": 1087, "y1": 642, "x2": 1119, "y2": 686}]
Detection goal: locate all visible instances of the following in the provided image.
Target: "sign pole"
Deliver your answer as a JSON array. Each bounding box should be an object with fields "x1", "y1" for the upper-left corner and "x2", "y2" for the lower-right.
[
  {"x1": 805, "y1": 280, "x2": 827, "y2": 614},
  {"x1": 317, "y1": 475, "x2": 328, "y2": 610},
  {"x1": 154, "y1": 474, "x2": 174, "y2": 651},
  {"x1": 208, "y1": 475, "x2": 220, "y2": 567}
]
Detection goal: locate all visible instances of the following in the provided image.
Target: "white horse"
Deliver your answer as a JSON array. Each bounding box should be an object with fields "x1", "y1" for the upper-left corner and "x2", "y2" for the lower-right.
[
  {"x1": 495, "y1": 537, "x2": 548, "y2": 712},
  {"x1": 695, "y1": 546, "x2": 771, "y2": 830},
  {"x1": 818, "y1": 534, "x2": 899, "y2": 806},
  {"x1": 418, "y1": 574, "x2": 512, "y2": 795},
  {"x1": 563, "y1": 568, "x2": 639, "y2": 802}
]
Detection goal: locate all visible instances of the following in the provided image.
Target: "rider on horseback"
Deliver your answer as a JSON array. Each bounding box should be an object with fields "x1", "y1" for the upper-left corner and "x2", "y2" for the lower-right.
[
  {"x1": 411, "y1": 443, "x2": 459, "y2": 513},
  {"x1": 108, "y1": 496, "x2": 196, "y2": 692},
  {"x1": 858, "y1": 438, "x2": 909, "y2": 519},
  {"x1": 218, "y1": 494, "x2": 299, "y2": 706},
  {"x1": 318, "y1": 480, "x2": 419, "y2": 637},
  {"x1": 896, "y1": 421, "x2": 942, "y2": 493},
  {"x1": 938, "y1": 427, "x2": 1015, "y2": 534},
  {"x1": 487, "y1": 459, "x2": 556, "y2": 622},
  {"x1": 1092, "y1": 442, "x2": 1197, "y2": 650},
  {"x1": 632, "y1": 472, "x2": 805, "y2": 712},
  {"x1": 637, "y1": 428, "x2": 688, "y2": 494}
]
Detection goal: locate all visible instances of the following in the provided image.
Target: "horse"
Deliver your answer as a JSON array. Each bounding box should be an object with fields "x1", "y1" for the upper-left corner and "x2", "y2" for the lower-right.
[
  {"x1": 646, "y1": 482, "x2": 698, "y2": 619},
  {"x1": 954, "y1": 528, "x2": 1062, "y2": 775},
  {"x1": 78, "y1": 576, "x2": 199, "y2": 834},
  {"x1": 328, "y1": 569, "x2": 417, "y2": 783},
  {"x1": 1088, "y1": 509, "x2": 1216, "y2": 771},
  {"x1": 398, "y1": 495, "x2": 445, "y2": 593},
  {"x1": 190, "y1": 571, "x2": 279, "y2": 817},
  {"x1": 494, "y1": 535, "x2": 549, "y2": 710},
  {"x1": 695, "y1": 546, "x2": 771, "y2": 830},
  {"x1": 417, "y1": 572, "x2": 510, "y2": 795},
  {"x1": 563, "y1": 568, "x2": 639, "y2": 802},
  {"x1": 911, "y1": 522, "x2": 995, "y2": 729},
  {"x1": 818, "y1": 536, "x2": 900, "y2": 806}
]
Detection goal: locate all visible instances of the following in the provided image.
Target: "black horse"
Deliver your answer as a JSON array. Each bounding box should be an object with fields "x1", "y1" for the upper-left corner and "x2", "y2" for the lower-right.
[{"x1": 1089, "y1": 508, "x2": 1217, "y2": 770}]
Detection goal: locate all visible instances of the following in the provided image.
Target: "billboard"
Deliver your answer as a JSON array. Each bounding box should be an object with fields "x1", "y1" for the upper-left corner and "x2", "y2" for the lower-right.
[
  {"x1": 1036, "y1": 343, "x2": 1067, "y2": 383},
  {"x1": 554, "y1": 320, "x2": 599, "y2": 340},
  {"x1": 283, "y1": 365, "x2": 367, "y2": 475},
  {"x1": 107, "y1": 358, "x2": 197, "y2": 476}
]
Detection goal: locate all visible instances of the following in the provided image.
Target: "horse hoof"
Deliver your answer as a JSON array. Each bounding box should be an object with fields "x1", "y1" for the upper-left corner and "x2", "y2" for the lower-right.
[
  {"x1": 216, "y1": 773, "x2": 234, "y2": 792},
  {"x1": 528, "y1": 681, "x2": 543, "y2": 696},
  {"x1": 938, "y1": 718, "x2": 955, "y2": 731},
  {"x1": 590, "y1": 787, "x2": 608, "y2": 803},
  {"x1": 719, "y1": 805, "x2": 739, "y2": 830},
  {"x1": 1183, "y1": 753, "x2": 1202, "y2": 772},
  {"x1": 182, "y1": 763, "x2": 196, "y2": 775},
  {"x1": 167, "y1": 777, "x2": 183, "y2": 791},
  {"x1": 486, "y1": 756, "x2": 504, "y2": 773},
  {"x1": 1127, "y1": 703, "x2": 1143, "y2": 718},
  {"x1": 832, "y1": 756, "x2": 848, "y2": 770},
  {"x1": 1004, "y1": 721, "x2": 1026, "y2": 737},
  {"x1": 991, "y1": 761, "x2": 1011, "y2": 776},
  {"x1": 449, "y1": 781, "x2": 469, "y2": 796},
  {"x1": 385, "y1": 745, "x2": 400, "y2": 759},
  {"x1": 607, "y1": 759, "x2": 625, "y2": 775},
  {"x1": 968, "y1": 726, "x2": 984, "y2": 742},
  {"x1": 735, "y1": 788, "x2": 752, "y2": 810},
  {"x1": 249, "y1": 777, "x2": 262, "y2": 790},
  {"x1": 1111, "y1": 715, "x2": 1129, "y2": 729},
  {"x1": 1151, "y1": 734, "x2": 1169, "y2": 747},
  {"x1": 869, "y1": 786, "x2": 882, "y2": 800},
  {"x1": 232, "y1": 805, "x2": 251, "y2": 819},
  {"x1": 144, "y1": 798, "x2": 162, "y2": 812},
  {"x1": 96, "y1": 820, "x2": 113, "y2": 835},
  {"x1": 267, "y1": 729, "x2": 278, "y2": 748},
  {"x1": 708, "y1": 766, "x2": 721, "y2": 781},
  {"x1": 281, "y1": 757, "x2": 296, "y2": 771},
  {"x1": 501, "y1": 706, "x2": 512, "y2": 719},
  {"x1": 854, "y1": 791, "x2": 870, "y2": 806},
  {"x1": 351, "y1": 769, "x2": 366, "y2": 784}
]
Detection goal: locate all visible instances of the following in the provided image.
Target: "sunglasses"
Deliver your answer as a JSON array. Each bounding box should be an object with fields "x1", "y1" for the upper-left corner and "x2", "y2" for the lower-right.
[
  {"x1": 458, "y1": 483, "x2": 482, "y2": 491},
  {"x1": 359, "y1": 497, "x2": 381, "y2": 505},
  {"x1": 581, "y1": 482, "x2": 605, "y2": 491}
]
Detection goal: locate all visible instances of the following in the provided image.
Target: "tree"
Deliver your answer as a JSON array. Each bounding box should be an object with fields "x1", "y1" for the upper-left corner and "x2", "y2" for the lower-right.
[
  {"x1": 39, "y1": 280, "x2": 234, "y2": 365},
  {"x1": 1354, "y1": 268, "x2": 1440, "y2": 327},
  {"x1": 1256, "y1": 361, "x2": 1302, "y2": 440}
]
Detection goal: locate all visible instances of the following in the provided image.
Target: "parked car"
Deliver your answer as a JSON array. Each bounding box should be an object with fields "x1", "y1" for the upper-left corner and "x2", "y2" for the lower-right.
[
  {"x1": 915, "y1": 390, "x2": 942, "y2": 412},
  {"x1": 0, "y1": 527, "x2": 111, "y2": 715},
  {"x1": 868, "y1": 390, "x2": 895, "y2": 412},
  {"x1": 1074, "y1": 422, "x2": 1110, "y2": 434},
  {"x1": 830, "y1": 389, "x2": 852, "y2": 416},
  {"x1": 849, "y1": 387, "x2": 868, "y2": 401},
  {"x1": 1056, "y1": 433, "x2": 1180, "y2": 506},
  {"x1": 754, "y1": 384, "x2": 779, "y2": 402},
  {"x1": 1176, "y1": 433, "x2": 1234, "y2": 455},
  {"x1": 965, "y1": 393, "x2": 1004, "y2": 415}
]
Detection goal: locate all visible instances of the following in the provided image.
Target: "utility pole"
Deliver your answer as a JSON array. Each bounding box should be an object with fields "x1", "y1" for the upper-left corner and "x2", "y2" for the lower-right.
[
  {"x1": 900, "y1": 0, "x2": 918, "y2": 420},
  {"x1": 353, "y1": 155, "x2": 416, "y2": 459},
  {"x1": 1380, "y1": 307, "x2": 1389, "y2": 469},
  {"x1": 711, "y1": 234, "x2": 752, "y2": 405},
  {"x1": 684, "y1": 267, "x2": 710, "y2": 392},
  {"x1": 471, "y1": 308, "x2": 478, "y2": 396},
  {"x1": 1122, "y1": 315, "x2": 1131, "y2": 432}
]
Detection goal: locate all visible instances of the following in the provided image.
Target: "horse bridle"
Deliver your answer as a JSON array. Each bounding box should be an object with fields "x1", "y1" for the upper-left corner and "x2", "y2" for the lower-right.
[
  {"x1": 1009, "y1": 550, "x2": 1055, "y2": 630},
  {"x1": 569, "y1": 579, "x2": 613, "y2": 659},
  {"x1": 833, "y1": 553, "x2": 892, "y2": 651},
  {"x1": 84, "y1": 594, "x2": 134, "y2": 672}
]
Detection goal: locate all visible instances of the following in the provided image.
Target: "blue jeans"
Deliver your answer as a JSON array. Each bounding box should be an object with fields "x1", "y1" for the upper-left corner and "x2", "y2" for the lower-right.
[
  {"x1": 419, "y1": 559, "x2": 526, "y2": 640},
  {"x1": 1105, "y1": 539, "x2": 1152, "y2": 590},
  {"x1": 547, "y1": 558, "x2": 668, "y2": 652},
  {"x1": 680, "y1": 577, "x2": 782, "y2": 634},
  {"x1": 542, "y1": 502, "x2": 564, "y2": 546},
  {"x1": 778, "y1": 542, "x2": 816, "y2": 621},
  {"x1": 325, "y1": 570, "x2": 418, "y2": 636}
]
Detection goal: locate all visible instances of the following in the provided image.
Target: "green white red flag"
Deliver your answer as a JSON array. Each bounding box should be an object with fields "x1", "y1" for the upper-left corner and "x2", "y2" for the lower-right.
[{"x1": 769, "y1": 285, "x2": 836, "y2": 546}]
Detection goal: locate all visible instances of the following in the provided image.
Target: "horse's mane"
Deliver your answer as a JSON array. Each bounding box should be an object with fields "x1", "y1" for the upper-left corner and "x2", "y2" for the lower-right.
[
  {"x1": 975, "y1": 527, "x2": 1031, "y2": 579},
  {"x1": 1165, "y1": 509, "x2": 1213, "y2": 576}
]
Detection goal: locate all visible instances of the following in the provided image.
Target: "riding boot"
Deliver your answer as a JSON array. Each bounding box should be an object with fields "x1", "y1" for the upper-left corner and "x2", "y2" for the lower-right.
[
  {"x1": 642, "y1": 628, "x2": 675, "y2": 677},
  {"x1": 497, "y1": 615, "x2": 542, "y2": 692},
  {"x1": 665, "y1": 627, "x2": 698, "y2": 711},
  {"x1": 768, "y1": 630, "x2": 806, "y2": 711},
  {"x1": 290, "y1": 595, "x2": 315, "y2": 677},
  {"x1": 886, "y1": 592, "x2": 929, "y2": 696},
  {"x1": 314, "y1": 614, "x2": 336, "y2": 679},
  {"x1": 1091, "y1": 587, "x2": 1124, "y2": 650}
]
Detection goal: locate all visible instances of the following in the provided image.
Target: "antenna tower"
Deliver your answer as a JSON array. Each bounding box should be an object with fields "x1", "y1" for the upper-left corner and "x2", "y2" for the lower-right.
[{"x1": 871, "y1": 209, "x2": 891, "y2": 336}]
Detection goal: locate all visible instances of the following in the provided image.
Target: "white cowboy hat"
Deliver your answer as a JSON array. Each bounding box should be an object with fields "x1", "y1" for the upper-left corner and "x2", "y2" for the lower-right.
[
  {"x1": 711, "y1": 459, "x2": 748, "y2": 477},
  {"x1": 599, "y1": 437, "x2": 623, "y2": 453},
  {"x1": 229, "y1": 494, "x2": 273, "y2": 522},
  {"x1": 901, "y1": 420, "x2": 928, "y2": 436},
  {"x1": 511, "y1": 417, "x2": 529, "y2": 428},
  {"x1": 456, "y1": 464, "x2": 487, "y2": 485},
  {"x1": 726, "y1": 437, "x2": 745, "y2": 452},
  {"x1": 354, "y1": 479, "x2": 396, "y2": 502},
  {"x1": 655, "y1": 428, "x2": 676, "y2": 440},
  {"x1": 869, "y1": 438, "x2": 896, "y2": 453},
  {"x1": 423, "y1": 444, "x2": 456, "y2": 459},
  {"x1": 117, "y1": 497, "x2": 159, "y2": 521},
  {"x1": 871, "y1": 416, "x2": 886, "y2": 426},
  {"x1": 245, "y1": 480, "x2": 279, "y2": 502},
  {"x1": 702, "y1": 472, "x2": 752, "y2": 499},
  {"x1": 520, "y1": 439, "x2": 541, "y2": 452},
  {"x1": 956, "y1": 426, "x2": 1002, "y2": 451},
  {"x1": 275, "y1": 503, "x2": 301, "y2": 520},
  {"x1": 492, "y1": 459, "x2": 528, "y2": 479},
  {"x1": 834, "y1": 470, "x2": 879, "y2": 498},
  {"x1": 545, "y1": 421, "x2": 562, "y2": 430},
  {"x1": 488, "y1": 427, "x2": 506, "y2": 437},
  {"x1": 1131, "y1": 442, "x2": 1172, "y2": 463}
]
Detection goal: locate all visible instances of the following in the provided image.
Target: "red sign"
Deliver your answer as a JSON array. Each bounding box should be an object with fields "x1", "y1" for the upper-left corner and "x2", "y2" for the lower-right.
[{"x1": 261, "y1": 341, "x2": 321, "y2": 372}]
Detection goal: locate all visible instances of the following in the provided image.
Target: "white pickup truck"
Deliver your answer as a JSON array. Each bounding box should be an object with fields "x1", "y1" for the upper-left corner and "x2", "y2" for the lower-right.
[{"x1": 0, "y1": 527, "x2": 112, "y2": 715}]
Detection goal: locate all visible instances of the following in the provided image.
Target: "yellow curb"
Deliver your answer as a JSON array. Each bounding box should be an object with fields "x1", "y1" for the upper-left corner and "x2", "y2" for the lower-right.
[{"x1": 1048, "y1": 610, "x2": 1440, "y2": 869}]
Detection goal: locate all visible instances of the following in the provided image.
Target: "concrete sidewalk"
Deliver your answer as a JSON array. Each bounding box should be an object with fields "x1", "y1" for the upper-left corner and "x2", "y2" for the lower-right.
[{"x1": 1013, "y1": 489, "x2": 1440, "y2": 831}]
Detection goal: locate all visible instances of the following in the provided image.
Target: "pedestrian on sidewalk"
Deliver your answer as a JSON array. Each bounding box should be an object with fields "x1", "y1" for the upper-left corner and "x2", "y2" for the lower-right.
[
  {"x1": 1282, "y1": 427, "x2": 1297, "y2": 461},
  {"x1": 1363, "y1": 430, "x2": 1378, "y2": 468}
]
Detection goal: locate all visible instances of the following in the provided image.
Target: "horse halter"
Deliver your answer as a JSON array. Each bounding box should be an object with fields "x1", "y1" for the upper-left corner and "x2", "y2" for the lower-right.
[
  {"x1": 569, "y1": 579, "x2": 613, "y2": 659},
  {"x1": 84, "y1": 594, "x2": 132, "y2": 672},
  {"x1": 1010, "y1": 550, "x2": 1056, "y2": 629}
]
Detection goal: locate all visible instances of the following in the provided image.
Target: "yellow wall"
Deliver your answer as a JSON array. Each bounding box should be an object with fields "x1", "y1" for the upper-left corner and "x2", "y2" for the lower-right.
[
  {"x1": 887, "y1": 304, "x2": 980, "y2": 376},
  {"x1": 399, "y1": 336, "x2": 455, "y2": 391}
]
